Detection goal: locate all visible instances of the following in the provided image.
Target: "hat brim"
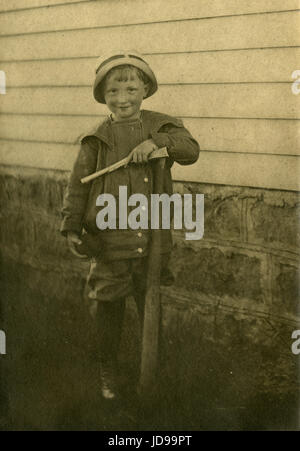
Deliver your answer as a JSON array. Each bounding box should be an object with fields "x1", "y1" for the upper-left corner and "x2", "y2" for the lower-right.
[{"x1": 93, "y1": 56, "x2": 158, "y2": 104}]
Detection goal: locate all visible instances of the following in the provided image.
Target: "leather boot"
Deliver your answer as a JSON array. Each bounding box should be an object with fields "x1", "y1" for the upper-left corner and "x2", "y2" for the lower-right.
[{"x1": 99, "y1": 358, "x2": 118, "y2": 400}]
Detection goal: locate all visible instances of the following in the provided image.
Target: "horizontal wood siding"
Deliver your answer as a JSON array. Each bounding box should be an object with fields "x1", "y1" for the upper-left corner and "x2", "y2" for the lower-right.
[
  {"x1": 1, "y1": 85, "x2": 299, "y2": 118},
  {"x1": 0, "y1": 0, "x2": 299, "y2": 35},
  {"x1": 0, "y1": 0, "x2": 299, "y2": 190},
  {"x1": 2, "y1": 48, "x2": 300, "y2": 84},
  {"x1": 1, "y1": 13, "x2": 300, "y2": 61},
  {"x1": 0, "y1": 0, "x2": 89, "y2": 13},
  {"x1": 1, "y1": 115, "x2": 299, "y2": 156},
  {"x1": 1, "y1": 141, "x2": 298, "y2": 191}
]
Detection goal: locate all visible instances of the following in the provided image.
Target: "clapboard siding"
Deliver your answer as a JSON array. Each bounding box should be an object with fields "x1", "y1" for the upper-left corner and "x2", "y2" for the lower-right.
[
  {"x1": 0, "y1": 0, "x2": 89, "y2": 13},
  {"x1": 0, "y1": 12, "x2": 299, "y2": 61},
  {"x1": 0, "y1": 2, "x2": 299, "y2": 190},
  {"x1": 173, "y1": 151, "x2": 300, "y2": 191},
  {"x1": 2, "y1": 48, "x2": 299, "y2": 85},
  {"x1": 1, "y1": 115, "x2": 299, "y2": 156},
  {"x1": 0, "y1": 140, "x2": 298, "y2": 191},
  {"x1": 0, "y1": 0, "x2": 299, "y2": 15},
  {"x1": 1, "y1": 85, "x2": 299, "y2": 118},
  {"x1": 0, "y1": 140, "x2": 77, "y2": 171},
  {"x1": 0, "y1": 0, "x2": 299, "y2": 36}
]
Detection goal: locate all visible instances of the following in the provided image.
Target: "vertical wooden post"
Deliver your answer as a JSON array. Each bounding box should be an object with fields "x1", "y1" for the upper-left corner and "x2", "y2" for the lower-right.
[{"x1": 139, "y1": 157, "x2": 166, "y2": 401}]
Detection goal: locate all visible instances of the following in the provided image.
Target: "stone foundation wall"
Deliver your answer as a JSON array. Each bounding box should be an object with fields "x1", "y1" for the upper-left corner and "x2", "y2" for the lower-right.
[{"x1": 0, "y1": 165, "x2": 299, "y2": 430}]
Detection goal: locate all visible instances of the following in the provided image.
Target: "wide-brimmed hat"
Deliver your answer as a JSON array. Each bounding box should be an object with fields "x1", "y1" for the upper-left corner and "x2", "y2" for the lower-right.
[{"x1": 93, "y1": 50, "x2": 158, "y2": 104}]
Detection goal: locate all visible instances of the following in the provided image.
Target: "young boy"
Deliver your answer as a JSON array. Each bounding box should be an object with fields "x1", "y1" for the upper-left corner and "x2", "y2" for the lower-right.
[{"x1": 60, "y1": 51, "x2": 200, "y2": 400}]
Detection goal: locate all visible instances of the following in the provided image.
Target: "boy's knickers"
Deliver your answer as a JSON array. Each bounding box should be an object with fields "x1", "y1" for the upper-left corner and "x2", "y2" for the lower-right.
[{"x1": 85, "y1": 254, "x2": 173, "y2": 303}]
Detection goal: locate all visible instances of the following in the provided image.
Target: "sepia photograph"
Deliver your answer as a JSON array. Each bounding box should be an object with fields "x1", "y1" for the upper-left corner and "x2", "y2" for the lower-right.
[{"x1": 0, "y1": 0, "x2": 299, "y2": 433}]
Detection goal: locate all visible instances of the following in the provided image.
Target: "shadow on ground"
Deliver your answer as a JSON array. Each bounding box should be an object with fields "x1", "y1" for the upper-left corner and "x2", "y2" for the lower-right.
[
  {"x1": 0, "y1": 256, "x2": 298, "y2": 431},
  {"x1": 0, "y1": 335, "x2": 299, "y2": 431}
]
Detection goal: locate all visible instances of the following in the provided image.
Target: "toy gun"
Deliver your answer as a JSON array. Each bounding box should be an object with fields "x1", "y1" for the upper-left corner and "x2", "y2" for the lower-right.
[{"x1": 80, "y1": 147, "x2": 168, "y2": 184}]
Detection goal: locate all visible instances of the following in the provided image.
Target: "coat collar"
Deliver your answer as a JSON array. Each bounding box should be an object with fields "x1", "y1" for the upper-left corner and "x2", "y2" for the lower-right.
[{"x1": 76, "y1": 110, "x2": 182, "y2": 148}]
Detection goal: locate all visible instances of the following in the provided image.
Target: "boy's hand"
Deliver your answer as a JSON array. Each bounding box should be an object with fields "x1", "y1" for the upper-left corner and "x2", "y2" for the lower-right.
[
  {"x1": 131, "y1": 139, "x2": 158, "y2": 164},
  {"x1": 67, "y1": 231, "x2": 88, "y2": 259}
]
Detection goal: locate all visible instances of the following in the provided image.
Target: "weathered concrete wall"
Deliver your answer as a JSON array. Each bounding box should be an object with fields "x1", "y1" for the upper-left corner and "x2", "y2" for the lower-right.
[{"x1": 0, "y1": 165, "x2": 299, "y2": 430}]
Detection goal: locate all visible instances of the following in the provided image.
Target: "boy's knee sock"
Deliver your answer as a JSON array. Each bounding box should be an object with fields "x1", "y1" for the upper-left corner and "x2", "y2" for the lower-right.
[{"x1": 97, "y1": 298, "x2": 125, "y2": 363}]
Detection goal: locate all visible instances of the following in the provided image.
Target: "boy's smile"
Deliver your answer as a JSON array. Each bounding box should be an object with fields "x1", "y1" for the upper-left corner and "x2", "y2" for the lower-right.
[{"x1": 104, "y1": 74, "x2": 148, "y2": 122}]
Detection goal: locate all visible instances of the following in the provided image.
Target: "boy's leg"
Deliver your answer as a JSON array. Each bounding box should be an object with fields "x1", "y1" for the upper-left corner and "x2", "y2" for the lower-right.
[
  {"x1": 97, "y1": 299, "x2": 125, "y2": 399},
  {"x1": 85, "y1": 258, "x2": 132, "y2": 399},
  {"x1": 97, "y1": 299, "x2": 125, "y2": 363}
]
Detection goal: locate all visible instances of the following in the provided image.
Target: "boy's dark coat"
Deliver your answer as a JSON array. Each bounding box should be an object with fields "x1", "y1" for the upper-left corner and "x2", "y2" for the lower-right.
[{"x1": 60, "y1": 109, "x2": 200, "y2": 260}]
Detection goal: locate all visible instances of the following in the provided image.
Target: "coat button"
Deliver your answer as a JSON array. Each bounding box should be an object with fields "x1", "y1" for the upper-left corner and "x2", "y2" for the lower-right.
[
  {"x1": 137, "y1": 248, "x2": 143, "y2": 253},
  {"x1": 144, "y1": 177, "x2": 149, "y2": 183},
  {"x1": 137, "y1": 232, "x2": 142, "y2": 238}
]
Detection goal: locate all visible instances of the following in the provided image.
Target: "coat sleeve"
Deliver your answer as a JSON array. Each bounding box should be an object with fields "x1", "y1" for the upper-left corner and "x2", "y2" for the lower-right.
[
  {"x1": 60, "y1": 136, "x2": 98, "y2": 237},
  {"x1": 150, "y1": 119, "x2": 200, "y2": 165}
]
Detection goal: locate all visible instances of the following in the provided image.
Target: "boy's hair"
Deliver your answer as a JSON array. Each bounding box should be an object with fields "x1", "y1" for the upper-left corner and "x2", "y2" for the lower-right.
[{"x1": 103, "y1": 64, "x2": 150, "y2": 89}]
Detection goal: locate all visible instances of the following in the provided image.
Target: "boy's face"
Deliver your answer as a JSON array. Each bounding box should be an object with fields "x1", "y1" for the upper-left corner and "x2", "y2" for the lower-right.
[{"x1": 103, "y1": 71, "x2": 148, "y2": 121}]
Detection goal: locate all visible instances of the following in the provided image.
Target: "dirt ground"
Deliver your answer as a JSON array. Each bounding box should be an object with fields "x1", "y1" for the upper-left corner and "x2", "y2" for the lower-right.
[
  {"x1": 0, "y1": 257, "x2": 299, "y2": 431},
  {"x1": 0, "y1": 335, "x2": 299, "y2": 431}
]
